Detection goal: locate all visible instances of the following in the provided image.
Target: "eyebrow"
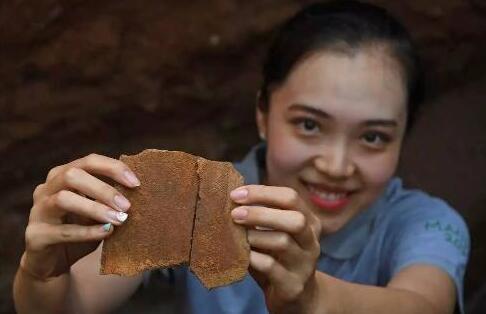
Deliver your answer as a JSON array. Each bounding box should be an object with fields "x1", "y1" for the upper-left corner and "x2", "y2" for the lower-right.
[
  {"x1": 363, "y1": 119, "x2": 398, "y2": 127},
  {"x1": 288, "y1": 103, "x2": 398, "y2": 128},
  {"x1": 289, "y1": 104, "x2": 331, "y2": 119}
]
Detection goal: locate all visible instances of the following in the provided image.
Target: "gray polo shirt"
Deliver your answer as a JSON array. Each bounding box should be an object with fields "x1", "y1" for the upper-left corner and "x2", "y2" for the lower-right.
[{"x1": 159, "y1": 144, "x2": 469, "y2": 314}]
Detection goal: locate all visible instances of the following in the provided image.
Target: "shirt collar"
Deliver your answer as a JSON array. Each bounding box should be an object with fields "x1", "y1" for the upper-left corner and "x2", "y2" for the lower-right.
[
  {"x1": 233, "y1": 142, "x2": 266, "y2": 185},
  {"x1": 319, "y1": 198, "x2": 383, "y2": 260},
  {"x1": 235, "y1": 142, "x2": 401, "y2": 260}
]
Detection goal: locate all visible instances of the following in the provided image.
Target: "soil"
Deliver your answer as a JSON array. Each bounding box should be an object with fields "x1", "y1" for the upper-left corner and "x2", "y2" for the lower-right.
[{"x1": 1, "y1": 1, "x2": 485, "y2": 313}]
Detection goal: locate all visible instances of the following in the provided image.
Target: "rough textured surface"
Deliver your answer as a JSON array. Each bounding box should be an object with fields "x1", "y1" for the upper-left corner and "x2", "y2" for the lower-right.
[
  {"x1": 191, "y1": 158, "x2": 249, "y2": 289},
  {"x1": 1, "y1": 1, "x2": 486, "y2": 313},
  {"x1": 101, "y1": 150, "x2": 249, "y2": 289},
  {"x1": 101, "y1": 150, "x2": 198, "y2": 276}
]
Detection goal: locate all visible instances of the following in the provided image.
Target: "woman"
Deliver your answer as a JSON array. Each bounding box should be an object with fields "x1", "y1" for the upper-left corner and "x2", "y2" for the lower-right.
[{"x1": 13, "y1": 1, "x2": 469, "y2": 313}]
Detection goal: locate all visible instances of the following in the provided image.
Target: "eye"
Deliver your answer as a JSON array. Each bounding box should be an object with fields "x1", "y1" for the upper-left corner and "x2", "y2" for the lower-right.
[
  {"x1": 302, "y1": 119, "x2": 318, "y2": 131},
  {"x1": 361, "y1": 131, "x2": 391, "y2": 148},
  {"x1": 291, "y1": 117, "x2": 320, "y2": 135}
]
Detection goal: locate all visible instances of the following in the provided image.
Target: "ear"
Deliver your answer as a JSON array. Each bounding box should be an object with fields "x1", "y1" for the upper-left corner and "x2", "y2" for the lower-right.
[{"x1": 255, "y1": 91, "x2": 268, "y2": 141}]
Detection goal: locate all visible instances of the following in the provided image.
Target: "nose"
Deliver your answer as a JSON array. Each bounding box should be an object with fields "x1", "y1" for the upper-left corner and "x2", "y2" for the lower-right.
[{"x1": 314, "y1": 145, "x2": 355, "y2": 179}]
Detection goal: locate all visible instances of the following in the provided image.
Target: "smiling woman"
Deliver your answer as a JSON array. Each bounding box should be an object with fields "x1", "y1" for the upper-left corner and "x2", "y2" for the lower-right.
[
  {"x1": 13, "y1": 1, "x2": 469, "y2": 314},
  {"x1": 259, "y1": 49, "x2": 407, "y2": 235}
]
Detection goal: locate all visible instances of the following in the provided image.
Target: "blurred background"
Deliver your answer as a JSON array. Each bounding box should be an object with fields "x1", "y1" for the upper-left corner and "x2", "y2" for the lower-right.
[{"x1": 0, "y1": 0, "x2": 485, "y2": 313}]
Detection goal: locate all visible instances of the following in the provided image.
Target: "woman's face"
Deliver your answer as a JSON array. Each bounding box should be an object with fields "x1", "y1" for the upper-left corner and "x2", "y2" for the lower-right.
[{"x1": 257, "y1": 47, "x2": 408, "y2": 236}]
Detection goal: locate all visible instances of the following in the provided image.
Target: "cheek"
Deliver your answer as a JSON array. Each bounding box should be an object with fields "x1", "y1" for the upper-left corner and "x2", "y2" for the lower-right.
[
  {"x1": 266, "y1": 130, "x2": 308, "y2": 184},
  {"x1": 357, "y1": 148, "x2": 400, "y2": 190}
]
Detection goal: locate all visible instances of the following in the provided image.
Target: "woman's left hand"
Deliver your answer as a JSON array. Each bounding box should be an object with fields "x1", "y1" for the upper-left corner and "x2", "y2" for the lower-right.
[{"x1": 230, "y1": 185, "x2": 322, "y2": 314}]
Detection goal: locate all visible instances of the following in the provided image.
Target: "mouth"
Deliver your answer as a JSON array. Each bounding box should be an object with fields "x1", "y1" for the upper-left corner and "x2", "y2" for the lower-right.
[{"x1": 303, "y1": 182, "x2": 354, "y2": 213}]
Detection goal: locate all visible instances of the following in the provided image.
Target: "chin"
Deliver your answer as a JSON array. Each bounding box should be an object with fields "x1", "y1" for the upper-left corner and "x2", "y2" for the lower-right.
[
  {"x1": 306, "y1": 194, "x2": 368, "y2": 236},
  {"x1": 315, "y1": 209, "x2": 353, "y2": 236},
  {"x1": 319, "y1": 213, "x2": 354, "y2": 236}
]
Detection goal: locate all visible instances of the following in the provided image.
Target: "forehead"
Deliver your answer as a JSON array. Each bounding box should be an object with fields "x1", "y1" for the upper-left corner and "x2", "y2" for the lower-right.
[{"x1": 272, "y1": 47, "x2": 407, "y2": 121}]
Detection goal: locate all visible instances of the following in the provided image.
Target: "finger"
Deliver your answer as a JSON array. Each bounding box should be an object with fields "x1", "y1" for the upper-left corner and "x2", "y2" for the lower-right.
[
  {"x1": 33, "y1": 183, "x2": 47, "y2": 202},
  {"x1": 49, "y1": 154, "x2": 140, "y2": 188},
  {"x1": 233, "y1": 205, "x2": 318, "y2": 250},
  {"x1": 46, "y1": 165, "x2": 64, "y2": 182},
  {"x1": 232, "y1": 205, "x2": 305, "y2": 234},
  {"x1": 45, "y1": 167, "x2": 132, "y2": 212},
  {"x1": 250, "y1": 250, "x2": 304, "y2": 301},
  {"x1": 26, "y1": 222, "x2": 113, "y2": 251},
  {"x1": 250, "y1": 250, "x2": 288, "y2": 283},
  {"x1": 38, "y1": 190, "x2": 129, "y2": 226},
  {"x1": 248, "y1": 229, "x2": 300, "y2": 254},
  {"x1": 248, "y1": 229, "x2": 305, "y2": 269},
  {"x1": 230, "y1": 185, "x2": 304, "y2": 213},
  {"x1": 248, "y1": 229, "x2": 320, "y2": 277},
  {"x1": 230, "y1": 185, "x2": 322, "y2": 243}
]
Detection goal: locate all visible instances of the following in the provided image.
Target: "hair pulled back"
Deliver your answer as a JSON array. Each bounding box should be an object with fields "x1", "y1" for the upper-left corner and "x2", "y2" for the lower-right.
[{"x1": 259, "y1": 0, "x2": 424, "y2": 132}]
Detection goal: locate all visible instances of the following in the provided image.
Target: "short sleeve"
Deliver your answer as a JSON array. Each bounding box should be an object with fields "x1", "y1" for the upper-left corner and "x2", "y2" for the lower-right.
[{"x1": 385, "y1": 198, "x2": 470, "y2": 314}]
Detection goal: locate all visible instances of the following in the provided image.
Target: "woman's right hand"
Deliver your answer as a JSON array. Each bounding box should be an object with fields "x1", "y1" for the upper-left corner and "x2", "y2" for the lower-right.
[{"x1": 20, "y1": 153, "x2": 141, "y2": 280}]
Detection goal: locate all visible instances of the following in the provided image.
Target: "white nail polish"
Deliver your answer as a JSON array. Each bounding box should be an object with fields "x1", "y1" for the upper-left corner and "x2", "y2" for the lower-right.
[
  {"x1": 102, "y1": 223, "x2": 112, "y2": 232},
  {"x1": 116, "y1": 212, "x2": 128, "y2": 222},
  {"x1": 255, "y1": 226, "x2": 274, "y2": 231}
]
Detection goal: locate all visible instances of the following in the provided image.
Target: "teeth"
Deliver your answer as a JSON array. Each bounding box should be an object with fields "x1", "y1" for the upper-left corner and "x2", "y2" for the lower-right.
[{"x1": 308, "y1": 185, "x2": 347, "y2": 201}]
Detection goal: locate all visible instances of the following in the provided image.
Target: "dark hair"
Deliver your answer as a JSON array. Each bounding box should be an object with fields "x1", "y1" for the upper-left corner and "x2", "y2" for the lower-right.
[{"x1": 259, "y1": 0, "x2": 424, "y2": 133}]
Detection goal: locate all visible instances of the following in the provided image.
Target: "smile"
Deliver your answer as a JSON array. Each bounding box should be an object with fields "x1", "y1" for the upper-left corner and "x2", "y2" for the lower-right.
[{"x1": 304, "y1": 183, "x2": 353, "y2": 213}]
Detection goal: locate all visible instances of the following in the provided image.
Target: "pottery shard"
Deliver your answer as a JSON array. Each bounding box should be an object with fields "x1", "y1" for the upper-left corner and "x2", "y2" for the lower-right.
[
  {"x1": 101, "y1": 149, "x2": 198, "y2": 276},
  {"x1": 190, "y1": 158, "x2": 249, "y2": 289},
  {"x1": 100, "y1": 149, "x2": 249, "y2": 289}
]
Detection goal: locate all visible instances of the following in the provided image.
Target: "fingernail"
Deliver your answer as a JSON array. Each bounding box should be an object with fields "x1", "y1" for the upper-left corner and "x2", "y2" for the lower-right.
[
  {"x1": 107, "y1": 211, "x2": 128, "y2": 223},
  {"x1": 255, "y1": 226, "x2": 274, "y2": 231},
  {"x1": 124, "y1": 170, "x2": 140, "y2": 187},
  {"x1": 230, "y1": 188, "x2": 248, "y2": 200},
  {"x1": 102, "y1": 223, "x2": 112, "y2": 232},
  {"x1": 231, "y1": 207, "x2": 248, "y2": 220},
  {"x1": 116, "y1": 212, "x2": 128, "y2": 222},
  {"x1": 114, "y1": 194, "x2": 130, "y2": 211}
]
